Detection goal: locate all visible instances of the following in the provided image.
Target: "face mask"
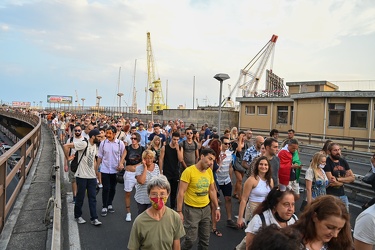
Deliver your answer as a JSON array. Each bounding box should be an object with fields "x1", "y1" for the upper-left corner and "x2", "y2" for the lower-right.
[
  {"x1": 274, "y1": 211, "x2": 291, "y2": 223},
  {"x1": 318, "y1": 164, "x2": 325, "y2": 169},
  {"x1": 150, "y1": 197, "x2": 168, "y2": 210}
]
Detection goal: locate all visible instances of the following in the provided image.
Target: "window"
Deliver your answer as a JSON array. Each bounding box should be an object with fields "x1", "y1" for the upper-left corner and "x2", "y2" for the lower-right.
[
  {"x1": 328, "y1": 103, "x2": 345, "y2": 127},
  {"x1": 245, "y1": 106, "x2": 255, "y2": 115},
  {"x1": 351, "y1": 104, "x2": 368, "y2": 128},
  {"x1": 258, "y1": 106, "x2": 268, "y2": 115},
  {"x1": 277, "y1": 106, "x2": 288, "y2": 124}
]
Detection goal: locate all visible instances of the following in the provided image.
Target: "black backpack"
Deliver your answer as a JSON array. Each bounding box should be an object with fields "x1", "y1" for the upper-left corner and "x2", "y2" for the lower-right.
[{"x1": 70, "y1": 138, "x2": 88, "y2": 172}]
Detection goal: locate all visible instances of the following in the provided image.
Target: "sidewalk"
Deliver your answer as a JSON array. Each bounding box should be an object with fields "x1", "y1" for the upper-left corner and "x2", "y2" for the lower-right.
[{"x1": 0, "y1": 124, "x2": 55, "y2": 250}]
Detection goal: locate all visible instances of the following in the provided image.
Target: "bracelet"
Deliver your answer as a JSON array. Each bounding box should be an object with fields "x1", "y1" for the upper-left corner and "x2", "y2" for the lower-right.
[{"x1": 176, "y1": 210, "x2": 182, "y2": 213}]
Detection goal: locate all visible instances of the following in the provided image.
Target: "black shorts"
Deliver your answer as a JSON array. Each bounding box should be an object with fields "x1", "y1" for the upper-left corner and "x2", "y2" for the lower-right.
[{"x1": 219, "y1": 182, "x2": 233, "y2": 197}]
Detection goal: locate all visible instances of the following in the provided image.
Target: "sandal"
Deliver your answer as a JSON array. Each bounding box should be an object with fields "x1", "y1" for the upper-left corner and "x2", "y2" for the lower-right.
[{"x1": 212, "y1": 229, "x2": 222, "y2": 237}]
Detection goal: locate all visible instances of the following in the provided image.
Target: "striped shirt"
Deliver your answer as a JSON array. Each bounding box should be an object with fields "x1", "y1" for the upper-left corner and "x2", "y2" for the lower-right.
[{"x1": 134, "y1": 164, "x2": 161, "y2": 204}]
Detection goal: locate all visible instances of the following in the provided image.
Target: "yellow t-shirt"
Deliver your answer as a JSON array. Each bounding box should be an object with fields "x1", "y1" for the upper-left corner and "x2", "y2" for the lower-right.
[{"x1": 180, "y1": 165, "x2": 214, "y2": 208}]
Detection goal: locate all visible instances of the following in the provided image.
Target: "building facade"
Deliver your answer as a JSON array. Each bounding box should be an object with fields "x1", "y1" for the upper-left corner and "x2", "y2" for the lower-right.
[{"x1": 237, "y1": 81, "x2": 375, "y2": 141}]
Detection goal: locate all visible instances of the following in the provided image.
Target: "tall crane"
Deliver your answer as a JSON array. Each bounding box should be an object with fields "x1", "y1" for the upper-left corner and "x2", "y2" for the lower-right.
[
  {"x1": 146, "y1": 32, "x2": 167, "y2": 112},
  {"x1": 223, "y1": 34, "x2": 279, "y2": 107}
]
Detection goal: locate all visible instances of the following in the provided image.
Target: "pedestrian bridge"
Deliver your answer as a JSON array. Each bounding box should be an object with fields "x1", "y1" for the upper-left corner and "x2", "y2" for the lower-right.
[{"x1": 0, "y1": 111, "x2": 373, "y2": 249}]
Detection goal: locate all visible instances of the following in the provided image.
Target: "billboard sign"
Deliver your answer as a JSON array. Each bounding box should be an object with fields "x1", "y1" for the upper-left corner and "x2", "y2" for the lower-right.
[
  {"x1": 12, "y1": 101, "x2": 31, "y2": 108},
  {"x1": 47, "y1": 95, "x2": 73, "y2": 104}
]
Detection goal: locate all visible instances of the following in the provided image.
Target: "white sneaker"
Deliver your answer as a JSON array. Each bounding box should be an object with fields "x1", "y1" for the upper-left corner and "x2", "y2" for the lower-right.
[
  {"x1": 101, "y1": 208, "x2": 108, "y2": 217},
  {"x1": 76, "y1": 217, "x2": 86, "y2": 224},
  {"x1": 91, "y1": 219, "x2": 102, "y2": 226},
  {"x1": 125, "y1": 213, "x2": 131, "y2": 222},
  {"x1": 108, "y1": 205, "x2": 115, "y2": 213},
  {"x1": 98, "y1": 184, "x2": 103, "y2": 188}
]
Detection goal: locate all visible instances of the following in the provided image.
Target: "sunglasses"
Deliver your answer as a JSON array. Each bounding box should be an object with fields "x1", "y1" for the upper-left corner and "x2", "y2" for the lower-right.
[
  {"x1": 117, "y1": 125, "x2": 122, "y2": 127},
  {"x1": 131, "y1": 137, "x2": 137, "y2": 140},
  {"x1": 223, "y1": 142, "x2": 230, "y2": 145},
  {"x1": 74, "y1": 130, "x2": 81, "y2": 132},
  {"x1": 186, "y1": 132, "x2": 193, "y2": 135}
]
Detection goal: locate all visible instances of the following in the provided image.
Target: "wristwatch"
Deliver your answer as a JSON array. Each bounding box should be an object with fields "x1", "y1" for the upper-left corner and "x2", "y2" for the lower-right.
[{"x1": 216, "y1": 207, "x2": 220, "y2": 210}]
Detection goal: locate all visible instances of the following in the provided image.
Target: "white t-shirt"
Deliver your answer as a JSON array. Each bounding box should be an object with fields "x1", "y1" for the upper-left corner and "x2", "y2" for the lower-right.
[
  {"x1": 354, "y1": 204, "x2": 375, "y2": 249},
  {"x1": 216, "y1": 150, "x2": 233, "y2": 185},
  {"x1": 245, "y1": 209, "x2": 297, "y2": 234},
  {"x1": 74, "y1": 140, "x2": 97, "y2": 179}
]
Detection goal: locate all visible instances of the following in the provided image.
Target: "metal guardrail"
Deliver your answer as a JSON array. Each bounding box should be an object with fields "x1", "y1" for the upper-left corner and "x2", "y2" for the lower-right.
[
  {"x1": 0, "y1": 111, "x2": 41, "y2": 232},
  {"x1": 51, "y1": 136, "x2": 61, "y2": 249}
]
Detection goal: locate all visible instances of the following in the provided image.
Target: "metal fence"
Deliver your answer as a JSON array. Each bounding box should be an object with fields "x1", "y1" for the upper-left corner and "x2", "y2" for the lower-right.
[{"x1": 0, "y1": 111, "x2": 41, "y2": 232}]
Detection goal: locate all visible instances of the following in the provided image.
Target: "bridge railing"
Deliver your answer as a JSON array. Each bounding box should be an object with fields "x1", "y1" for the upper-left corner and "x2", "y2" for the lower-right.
[{"x1": 0, "y1": 111, "x2": 41, "y2": 232}]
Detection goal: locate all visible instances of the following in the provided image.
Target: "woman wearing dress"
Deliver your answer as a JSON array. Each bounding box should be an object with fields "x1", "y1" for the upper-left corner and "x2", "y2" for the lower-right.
[
  {"x1": 237, "y1": 156, "x2": 273, "y2": 228},
  {"x1": 305, "y1": 152, "x2": 329, "y2": 205}
]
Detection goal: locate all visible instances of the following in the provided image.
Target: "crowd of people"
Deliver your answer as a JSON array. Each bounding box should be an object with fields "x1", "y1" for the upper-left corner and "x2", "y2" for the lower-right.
[{"x1": 41, "y1": 110, "x2": 375, "y2": 250}]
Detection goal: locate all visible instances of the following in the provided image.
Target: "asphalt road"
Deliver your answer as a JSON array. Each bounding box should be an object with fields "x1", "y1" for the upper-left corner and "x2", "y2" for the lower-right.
[{"x1": 68, "y1": 150, "x2": 369, "y2": 250}]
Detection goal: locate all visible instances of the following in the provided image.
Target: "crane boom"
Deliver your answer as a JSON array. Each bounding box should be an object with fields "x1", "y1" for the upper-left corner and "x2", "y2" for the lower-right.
[
  {"x1": 222, "y1": 35, "x2": 278, "y2": 107},
  {"x1": 146, "y1": 32, "x2": 167, "y2": 112}
]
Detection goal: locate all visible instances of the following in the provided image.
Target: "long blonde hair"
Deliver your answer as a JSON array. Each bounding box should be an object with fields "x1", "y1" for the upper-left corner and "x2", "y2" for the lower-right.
[
  {"x1": 309, "y1": 152, "x2": 326, "y2": 180},
  {"x1": 150, "y1": 135, "x2": 161, "y2": 149}
]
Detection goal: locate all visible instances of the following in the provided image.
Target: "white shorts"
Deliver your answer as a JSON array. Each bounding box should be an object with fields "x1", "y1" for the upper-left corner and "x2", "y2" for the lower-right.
[
  {"x1": 124, "y1": 171, "x2": 137, "y2": 192},
  {"x1": 287, "y1": 180, "x2": 300, "y2": 195}
]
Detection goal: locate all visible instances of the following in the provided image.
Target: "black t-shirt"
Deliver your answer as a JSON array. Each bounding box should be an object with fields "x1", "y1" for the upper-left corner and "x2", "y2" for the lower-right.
[
  {"x1": 324, "y1": 157, "x2": 350, "y2": 196},
  {"x1": 125, "y1": 145, "x2": 144, "y2": 166}
]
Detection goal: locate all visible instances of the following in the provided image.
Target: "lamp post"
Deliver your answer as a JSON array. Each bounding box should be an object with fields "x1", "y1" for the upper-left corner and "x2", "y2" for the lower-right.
[
  {"x1": 81, "y1": 98, "x2": 85, "y2": 111},
  {"x1": 214, "y1": 73, "x2": 230, "y2": 135},
  {"x1": 96, "y1": 96, "x2": 102, "y2": 116},
  {"x1": 148, "y1": 87, "x2": 156, "y2": 122},
  {"x1": 117, "y1": 93, "x2": 124, "y2": 115},
  {"x1": 40, "y1": 101, "x2": 42, "y2": 110}
]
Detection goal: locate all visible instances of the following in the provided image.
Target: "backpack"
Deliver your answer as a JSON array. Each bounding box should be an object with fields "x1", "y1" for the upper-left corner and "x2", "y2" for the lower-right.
[{"x1": 70, "y1": 138, "x2": 88, "y2": 172}]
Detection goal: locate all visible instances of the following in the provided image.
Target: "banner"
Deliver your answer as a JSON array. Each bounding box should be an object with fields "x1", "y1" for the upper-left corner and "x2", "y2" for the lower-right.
[
  {"x1": 12, "y1": 101, "x2": 31, "y2": 108},
  {"x1": 47, "y1": 95, "x2": 73, "y2": 104}
]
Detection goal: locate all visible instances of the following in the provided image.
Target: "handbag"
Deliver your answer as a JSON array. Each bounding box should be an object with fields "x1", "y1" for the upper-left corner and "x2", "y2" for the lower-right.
[
  {"x1": 362, "y1": 169, "x2": 375, "y2": 184},
  {"x1": 116, "y1": 169, "x2": 125, "y2": 184},
  {"x1": 300, "y1": 200, "x2": 308, "y2": 212}
]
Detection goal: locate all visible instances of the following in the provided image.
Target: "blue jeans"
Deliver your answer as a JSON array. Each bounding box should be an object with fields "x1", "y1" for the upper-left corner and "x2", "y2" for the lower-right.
[
  {"x1": 101, "y1": 173, "x2": 117, "y2": 208},
  {"x1": 75, "y1": 177, "x2": 98, "y2": 220},
  {"x1": 339, "y1": 195, "x2": 349, "y2": 212}
]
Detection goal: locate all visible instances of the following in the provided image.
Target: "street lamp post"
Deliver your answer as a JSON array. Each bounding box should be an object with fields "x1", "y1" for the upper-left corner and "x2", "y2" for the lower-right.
[
  {"x1": 117, "y1": 93, "x2": 124, "y2": 115},
  {"x1": 81, "y1": 98, "x2": 85, "y2": 111},
  {"x1": 96, "y1": 96, "x2": 102, "y2": 116},
  {"x1": 214, "y1": 73, "x2": 230, "y2": 136},
  {"x1": 148, "y1": 87, "x2": 156, "y2": 122}
]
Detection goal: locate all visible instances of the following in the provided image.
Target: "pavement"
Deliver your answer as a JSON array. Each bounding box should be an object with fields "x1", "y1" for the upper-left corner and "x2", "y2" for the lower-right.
[{"x1": 0, "y1": 124, "x2": 55, "y2": 250}]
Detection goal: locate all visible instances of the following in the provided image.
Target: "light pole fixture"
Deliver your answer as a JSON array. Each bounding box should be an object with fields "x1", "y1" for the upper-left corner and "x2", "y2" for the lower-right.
[
  {"x1": 214, "y1": 73, "x2": 230, "y2": 136},
  {"x1": 81, "y1": 98, "x2": 85, "y2": 110},
  {"x1": 117, "y1": 92, "x2": 124, "y2": 115},
  {"x1": 96, "y1": 96, "x2": 102, "y2": 116},
  {"x1": 148, "y1": 87, "x2": 156, "y2": 122}
]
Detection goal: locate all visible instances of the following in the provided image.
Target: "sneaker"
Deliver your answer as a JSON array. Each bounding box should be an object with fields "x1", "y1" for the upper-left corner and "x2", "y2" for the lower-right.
[
  {"x1": 101, "y1": 208, "x2": 108, "y2": 217},
  {"x1": 227, "y1": 219, "x2": 238, "y2": 229},
  {"x1": 125, "y1": 213, "x2": 131, "y2": 222},
  {"x1": 91, "y1": 219, "x2": 102, "y2": 226},
  {"x1": 76, "y1": 217, "x2": 86, "y2": 224},
  {"x1": 98, "y1": 184, "x2": 103, "y2": 188},
  {"x1": 108, "y1": 205, "x2": 115, "y2": 213}
]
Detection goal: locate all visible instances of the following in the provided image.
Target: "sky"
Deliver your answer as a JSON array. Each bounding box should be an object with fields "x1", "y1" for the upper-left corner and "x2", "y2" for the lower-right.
[{"x1": 1, "y1": 0, "x2": 375, "y2": 111}]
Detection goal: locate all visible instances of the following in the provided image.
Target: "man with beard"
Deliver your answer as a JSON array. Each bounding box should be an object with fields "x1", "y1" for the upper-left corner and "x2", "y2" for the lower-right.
[
  {"x1": 63, "y1": 129, "x2": 102, "y2": 226},
  {"x1": 64, "y1": 124, "x2": 85, "y2": 204},
  {"x1": 324, "y1": 143, "x2": 355, "y2": 212},
  {"x1": 97, "y1": 126, "x2": 126, "y2": 217}
]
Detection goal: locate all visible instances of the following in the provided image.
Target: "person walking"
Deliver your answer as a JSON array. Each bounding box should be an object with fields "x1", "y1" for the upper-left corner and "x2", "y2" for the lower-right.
[
  {"x1": 97, "y1": 126, "x2": 126, "y2": 217},
  {"x1": 63, "y1": 129, "x2": 102, "y2": 226},
  {"x1": 177, "y1": 148, "x2": 221, "y2": 250},
  {"x1": 159, "y1": 131, "x2": 183, "y2": 209}
]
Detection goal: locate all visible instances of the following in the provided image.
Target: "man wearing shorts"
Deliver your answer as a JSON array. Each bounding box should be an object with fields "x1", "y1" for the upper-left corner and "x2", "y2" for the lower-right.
[
  {"x1": 64, "y1": 124, "x2": 84, "y2": 204},
  {"x1": 216, "y1": 136, "x2": 237, "y2": 228}
]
